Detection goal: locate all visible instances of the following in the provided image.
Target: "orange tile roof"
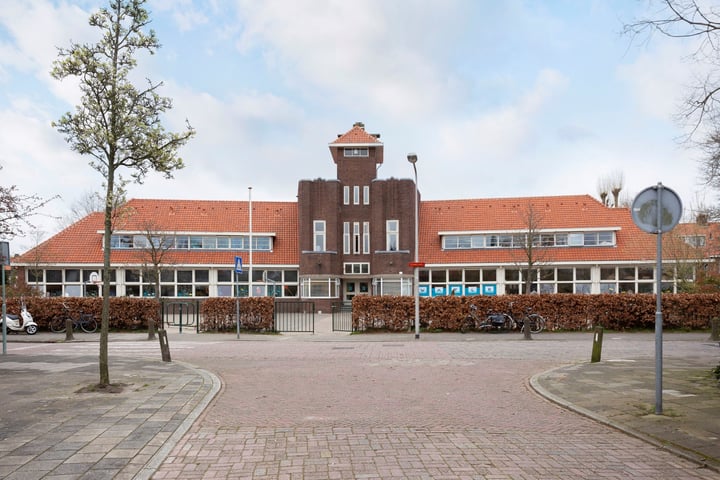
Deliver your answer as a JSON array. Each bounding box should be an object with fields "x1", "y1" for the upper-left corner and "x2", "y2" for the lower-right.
[
  {"x1": 330, "y1": 122, "x2": 382, "y2": 145},
  {"x1": 418, "y1": 194, "x2": 659, "y2": 264},
  {"x1": 13, "y1": 199, "x2": 298, "y2": 266},
  {"x1": 14, "y1": 194, "x2": 671, "y2": 270}
]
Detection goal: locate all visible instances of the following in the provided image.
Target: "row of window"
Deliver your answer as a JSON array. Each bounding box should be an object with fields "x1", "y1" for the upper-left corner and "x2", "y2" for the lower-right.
[
  {"x1": 315, "y1": 220, "x2": 400, "y2": 252},
  {"x1": 442, "y1": 231, "x2": 616, "y2": 250},
  {"x1": 343, "y1": 185, "x2": 370, "y2": 205},
  {"x1": 344, "y1": 147, "x2": 368, "y2": 157},
  {"x1": 418, "y1": 266, "x2": 684, "y2": 295},
  {"x1": 110, "y1": 234, "x2": 273, "y2": 251},
  {"x1": 26, "y1": 268, "x2": 299, "y2": 298},
  {"x1": 25, "y1": 264, "x2": 691, "y2": 299}
]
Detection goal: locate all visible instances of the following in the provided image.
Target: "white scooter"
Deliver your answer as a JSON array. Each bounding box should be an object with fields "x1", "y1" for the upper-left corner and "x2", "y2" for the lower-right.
[{"x1": 1, "y1": 300, "x2": 38, "y2": 335}]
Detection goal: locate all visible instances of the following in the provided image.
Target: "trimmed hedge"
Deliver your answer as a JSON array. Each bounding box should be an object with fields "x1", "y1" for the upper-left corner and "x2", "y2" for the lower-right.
[
  {"x1": 4, "y1": 297, "x2": 160, "y2": 331},
  {"x1": 200, "y1": 297, "x2": 274, "y2": 332},
  {"x1": 352, "y1": 293, "x2": 720, "y2": 332}
]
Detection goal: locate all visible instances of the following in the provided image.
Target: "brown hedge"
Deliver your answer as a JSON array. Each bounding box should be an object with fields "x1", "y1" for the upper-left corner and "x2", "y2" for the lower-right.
[
  {"x1": 4, "y1": 297, "x2": 160, "y2": 331},
  {"x1": 352, "y1": 293, "x2": 720, "y2": 331},
  {"x1": 200, "y1": 297, "x2": 274, "y2": 332}
]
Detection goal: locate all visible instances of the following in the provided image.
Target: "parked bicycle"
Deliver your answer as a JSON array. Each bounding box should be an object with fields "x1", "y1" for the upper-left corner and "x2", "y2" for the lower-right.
[
  {"x1": 509, "y1": 302, "x2": 546, "y2": 334},
  {"x1": 461, "y1": 302, "x2": 545, "y2": 334},
  {"x1": 49, "y1": 302, "x2": 98, "y2": 333}
]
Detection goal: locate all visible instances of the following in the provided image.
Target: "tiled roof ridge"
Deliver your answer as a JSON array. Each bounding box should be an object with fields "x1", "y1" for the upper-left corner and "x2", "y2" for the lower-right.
[
  {"x1": 330, "y1": 122, "x2": 382, "y2": 145},
  {"x1": 421, "y1": 193, "x2": 602, "y2": 205}
]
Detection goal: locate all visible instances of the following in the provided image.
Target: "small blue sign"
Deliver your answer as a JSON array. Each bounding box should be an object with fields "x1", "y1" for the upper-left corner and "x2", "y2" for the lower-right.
[
  {"x1": 483, "y1": 284, "x2": 497, "y2": 296},
  {"x1": 465, "y1": 285, "x2": 480, "y2": 296},
  {"x1": 234, "y1": 256, "x2": 243, "y2": 274},
  {"x1": 419, "y1": 285, "x2": 430, "y2": 297}
]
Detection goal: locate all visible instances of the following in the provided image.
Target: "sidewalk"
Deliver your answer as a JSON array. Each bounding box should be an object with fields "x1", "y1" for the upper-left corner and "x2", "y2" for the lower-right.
[
  {"x1": 0, "y1": 351, "x2": 219, "y2": 479},
  {"x1": 532, "y1": 355, "x2": 720, "y2": 472}
]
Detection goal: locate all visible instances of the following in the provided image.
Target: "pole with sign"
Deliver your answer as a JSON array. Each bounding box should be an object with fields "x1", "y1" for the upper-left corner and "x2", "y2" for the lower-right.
[
  {"x1": 235, "y1": 256, "x2": 243, "y2": 339},
  {"x1": 631, "y1": 183, "x2": 682, "y2": 415}
]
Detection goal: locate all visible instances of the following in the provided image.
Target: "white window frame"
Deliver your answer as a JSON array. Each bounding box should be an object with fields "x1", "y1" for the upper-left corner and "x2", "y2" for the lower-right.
[
  {"x1": 353, "y1": 186, "x2": 360, "y2": 205},
  {"x1": 353, "y1": 222, "x2": 361, "y2": 254},
  {"x1": 343, "y1": 222, "x2": 350, "y2": 254},
  {"x1": 363, "y1": 222, "x2": 370, "y2": 254},
  {"x1": 363, "y1": 186, "x2": 370, "y2": 205},
  {"x1": 387, "y1": 220, "x2": 399, "y2": 251},
  {"x1": 343, "y1": 186, "x2": 350, "y2": 205},
  {"x1": 313, "y1": 220, "x2": 326, "y2": 252}
]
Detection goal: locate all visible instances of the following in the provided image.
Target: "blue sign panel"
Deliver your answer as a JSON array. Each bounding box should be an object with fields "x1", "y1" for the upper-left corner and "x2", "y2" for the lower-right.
[
  {"x1": 449, "y1": 284, "x2": 462, "y2": 296},
  {"x1": 419, "y1": 285, "x2": 430, "y2": 297},
  {"x1": 432, "y1": 286, "x2": 446, "y2": 297},
  {"x1": 483, "y1": 284, "x2": 497, "y2": 296},
  {"x1": 234, "y1": 256, "x2": 243, "y2": 274},
  {"x1": 465, "y1": 285, "x2": 480, "y2": 296}
]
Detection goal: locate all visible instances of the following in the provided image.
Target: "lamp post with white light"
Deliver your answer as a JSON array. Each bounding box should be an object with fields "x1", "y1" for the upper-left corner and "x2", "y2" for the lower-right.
[{"x1": 407, "y1": 153, "x2": 420, "y2": 339}]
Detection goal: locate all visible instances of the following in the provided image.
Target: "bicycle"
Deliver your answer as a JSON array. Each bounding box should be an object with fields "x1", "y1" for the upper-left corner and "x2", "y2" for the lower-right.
[
  {"x1": 461, "y1": 302, "x2": 545, "y2": 334},
  {"x1": 461, "y1": 304, "x2": 513, "y2": 332},
  {"x1": 508, "y1": 302, "x2": 546, "y2": 334},
  {"x1": 49, "y1": 303, "x2": 98, "y2": 333}
]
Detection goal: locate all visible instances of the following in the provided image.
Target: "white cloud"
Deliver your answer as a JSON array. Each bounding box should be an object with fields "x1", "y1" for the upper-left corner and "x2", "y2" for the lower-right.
[
  {"x1": 436, "y1": 69, "x2": 569, "y2": 162},
  {"x1": 617, "y1": 40, "x2": 695, "y2": 121},
  {"x1": 232, "y1": 0, "x2": 468, "y2": 118}
]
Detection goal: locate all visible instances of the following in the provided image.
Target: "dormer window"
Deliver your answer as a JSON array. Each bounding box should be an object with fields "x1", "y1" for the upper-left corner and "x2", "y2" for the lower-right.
[{"x1": 344, "y1": 147, "x2": 368, "y2": 157}]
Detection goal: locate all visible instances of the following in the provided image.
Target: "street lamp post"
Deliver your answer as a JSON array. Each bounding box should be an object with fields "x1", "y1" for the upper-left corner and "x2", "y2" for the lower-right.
[{"x1": 407, "y1": 153, "x2": 420, "y2": 340}]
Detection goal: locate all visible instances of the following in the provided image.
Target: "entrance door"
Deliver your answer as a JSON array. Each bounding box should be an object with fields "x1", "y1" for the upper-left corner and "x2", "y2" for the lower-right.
[{"x1": 344, "y1": 280, "x2": 369, "y2": 301}]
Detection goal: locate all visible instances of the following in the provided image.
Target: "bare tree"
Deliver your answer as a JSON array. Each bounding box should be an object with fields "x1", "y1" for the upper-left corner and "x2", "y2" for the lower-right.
[
  {"x1": 57, "y1": 190, "x2": 104, "y2": 230},
  {"x1": 625, "y1": 1, "x2": 720, "y2": 191},
  {"x1": 511, "y1": 201, "x2": 551, "y2": 340},
  {"x1": 609, "y1": 170, "x2": 625, "y2": 208},
  {"x1": 0, "y1": 165, "x2": 56, "y2": 240},
  {"x1": 663, "y1": 225, "x2": 709, "y2": 292},
  {"x1": 597, "y1": 177, "x2": 610, "y2": 206},
  {"x1": 134, "y1": 221, "x2": 175, "y2": 340},
  {"x1": 596, "y1": 171, "x2": 624, "y2": 207}
]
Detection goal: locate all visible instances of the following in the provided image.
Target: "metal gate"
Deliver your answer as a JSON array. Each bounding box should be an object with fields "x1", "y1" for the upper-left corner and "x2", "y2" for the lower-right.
[
  {"x1": 332, "y1": 302, "x2": 353, "y2": 332},
  {"x1": 162, "y1": 299, "x2": 200, "y2": 333},
  {"x1": 274, "y1": 301, "x2": 315, "y2": 333}
]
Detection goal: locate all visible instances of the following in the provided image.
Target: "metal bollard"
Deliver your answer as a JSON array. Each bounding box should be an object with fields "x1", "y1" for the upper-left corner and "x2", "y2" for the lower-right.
[
  {"x1": 591, "y1": 326, "x2": 604, "y2": 363},
  {"x1": 158, "y1": 329, "x2": 171, "y2": 362}
]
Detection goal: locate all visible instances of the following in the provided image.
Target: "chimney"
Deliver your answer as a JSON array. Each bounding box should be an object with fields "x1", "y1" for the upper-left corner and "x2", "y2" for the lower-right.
[{"x1": 697, "y1": 213, "x2": 709, "y2": 226}]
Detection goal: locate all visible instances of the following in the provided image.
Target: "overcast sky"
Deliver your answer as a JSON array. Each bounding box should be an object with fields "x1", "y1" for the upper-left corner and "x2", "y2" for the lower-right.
[{"x1": 0, "y1": 0, "x2": 713, "y2": 253}]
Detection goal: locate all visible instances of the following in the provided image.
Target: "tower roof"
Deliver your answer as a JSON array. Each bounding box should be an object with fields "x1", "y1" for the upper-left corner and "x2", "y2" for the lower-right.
[{"x1": 330, "y1": 122, "x2": 382, "y2": 146}]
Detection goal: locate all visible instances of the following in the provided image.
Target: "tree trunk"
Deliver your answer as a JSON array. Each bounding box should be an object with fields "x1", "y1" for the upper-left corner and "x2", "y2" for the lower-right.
[{"x1": 99, "y1": 171, "x2": 113, "y2": 386}]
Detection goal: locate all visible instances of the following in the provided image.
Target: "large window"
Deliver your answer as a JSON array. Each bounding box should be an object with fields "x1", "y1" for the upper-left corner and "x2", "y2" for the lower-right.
[
  {"x1": 442, "y1": 230, "x2": 616, "y2": 250},
  {"x1": 110, "y1": 234, "x2": 273, "y2": 251},
  {"x1": 313, "y1": 220, "x2": 326, "y2": 252},
  {"x1": 27, "y1": 268, "x2": 116, "y2": 297},
  {"x1": 301, "y1": 277, "x2": 340, "y2": 298},
  {"x1": 387, "y1": 220, "x2": 399, "y2": 251}
]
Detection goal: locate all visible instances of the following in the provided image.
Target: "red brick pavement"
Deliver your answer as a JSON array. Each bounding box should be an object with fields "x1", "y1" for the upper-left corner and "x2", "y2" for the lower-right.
[{"x1": 152, "y1": 338, "x2": 719, "y2": 479}]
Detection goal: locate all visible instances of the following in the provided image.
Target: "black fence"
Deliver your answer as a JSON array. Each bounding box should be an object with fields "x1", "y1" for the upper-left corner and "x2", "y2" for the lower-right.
[
  {"x1": 332, "y1": 302, "x2": 353, "y2": 332},
  {"x1": 274, "y1": 300, "x2": 315, "y2": 333}
]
